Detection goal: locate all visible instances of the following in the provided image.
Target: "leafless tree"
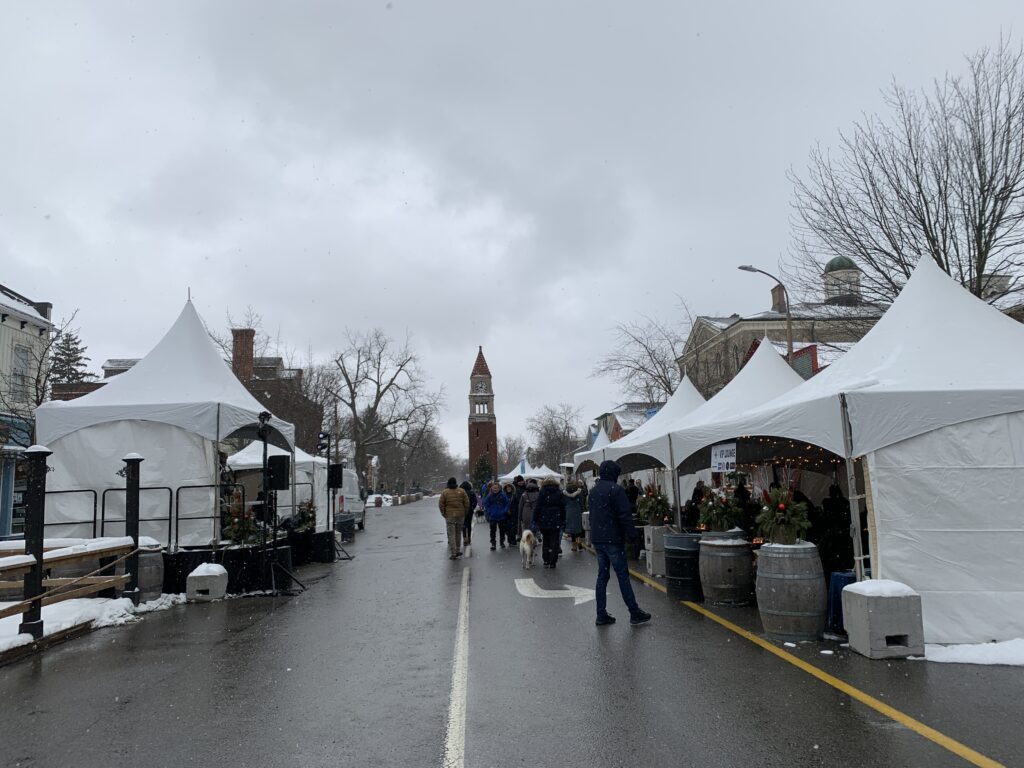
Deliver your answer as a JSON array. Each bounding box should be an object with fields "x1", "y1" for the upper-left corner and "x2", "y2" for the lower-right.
[
  {"x1": 206, "y1": 305, "x2": 294, "y2": 363},
  {"x1": 331, "y1": 328, "x2": 444, "y2": 480},
  {"x1": 0, "y1": 311, "x2": 82, "y2": 440},
  {"x1": 592, "y1": 300, "x2": 695, "y2": 403},
  {"x1": 526, "y1": 403, "x2": 582, "y2": 470},
  {"x1": 497, "y1": 434, "x2": 527, "y2": 474},
  {"x1": 787, "y1": 39, "x2": 1024, "y2": 305}
]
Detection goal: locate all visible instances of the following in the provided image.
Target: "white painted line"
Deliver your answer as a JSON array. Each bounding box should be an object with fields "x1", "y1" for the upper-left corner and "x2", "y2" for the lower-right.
[
  {"x1": 514, "y1": 578, "x2": 595, "y2": 605},
  {"x1": 442, "y1": 565, "x2": 471, "y2": 768}
]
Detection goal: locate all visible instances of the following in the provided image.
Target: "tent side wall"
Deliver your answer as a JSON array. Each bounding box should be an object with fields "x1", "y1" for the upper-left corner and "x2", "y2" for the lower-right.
[
  {"x1": 45, "y1": 420, "x2": 217, "y2": 547},
  {"x1": 867, "y1": 411, "x2": 1024, "y2": 644}
]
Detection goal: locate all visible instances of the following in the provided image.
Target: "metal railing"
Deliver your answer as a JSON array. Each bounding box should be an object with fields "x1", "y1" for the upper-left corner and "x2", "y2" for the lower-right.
[
  {"x1": 100, "y1": 486, "x2": 173, "y2": 543},
  {"x1": 41, "y1": 489, "x2": 99, "y2": 538},
  {"x1": 173, "y1": 483, "x2": 246, "y2": 551}
]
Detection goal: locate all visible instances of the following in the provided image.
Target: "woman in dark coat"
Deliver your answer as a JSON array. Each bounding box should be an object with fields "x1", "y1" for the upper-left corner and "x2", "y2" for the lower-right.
[
  {"x1": 460, "y1": 481, "x2": 477, "y2": 548},
  {"x1": 563, "y1": 481, "x2": 585, "y2": 552},
  {"x1": 534, "y1": 479, "x2": 566, "y2": 568}
]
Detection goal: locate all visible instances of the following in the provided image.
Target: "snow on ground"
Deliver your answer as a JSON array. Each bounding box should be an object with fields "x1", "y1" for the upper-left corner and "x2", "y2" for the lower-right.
[
  {"x1": 0, "y1": 593, "x2": 186, "y2": 655},
  {"x1": 925, "y1": 638, "x2": 1024, "y2": 666}
]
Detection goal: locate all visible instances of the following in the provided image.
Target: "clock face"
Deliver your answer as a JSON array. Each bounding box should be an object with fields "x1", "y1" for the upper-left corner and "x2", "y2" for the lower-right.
[{"x1": 475, "y1": 381, "x2": 488, "y2": 393}]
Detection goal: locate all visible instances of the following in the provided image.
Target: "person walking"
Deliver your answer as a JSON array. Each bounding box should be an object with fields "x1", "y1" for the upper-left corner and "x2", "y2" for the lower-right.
[
  {"x1": 482, "y1": 482, "x2": 511, "y2": 550},
  {"x1": 563, "y1": 480, "x2": 585, "y2": 552},
  {"x1": 438, "y1": 477, "x2": 470, "y2": 560},
  {"x1": 534, "y1": 478, "x2": 566, "y2": 568},
  {"x1": 460, "y1": 480, "x2": 478, "y2": 548},
  {"x1": 518, "y1": 478, "x2": 540, "y2": 541},
  {"x1": 508, "y1": 476, "x2": 526, "y2": 545},
  {"x1": 590, "y1": 460, "x2": 651, "y2": 626}
]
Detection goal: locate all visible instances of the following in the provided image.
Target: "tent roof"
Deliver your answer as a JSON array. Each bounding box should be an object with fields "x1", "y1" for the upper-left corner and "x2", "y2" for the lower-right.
[
  {"x1": 671, "y1": 258, "x2": 1024, "y2": 460},
  {"x1": 227, "y1": 441, "x2": 326, "y2": 471},
  {"x1": 572, "y1": 424, "x2": 611, "y2": 469},
  {"x1": 575, "y1": 377, "x2": 705, "y2": 471},
  {"x1": 36, "y1": 302, "x2": 295, "y2": 449},
  {"x1": 526, "y1": 464, "x2": 562, "y2": 479}
]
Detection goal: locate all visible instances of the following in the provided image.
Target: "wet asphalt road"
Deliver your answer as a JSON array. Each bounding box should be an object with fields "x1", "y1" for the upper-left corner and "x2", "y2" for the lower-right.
[{"x1": 0, "y1": 496, "x2": 1021, "y2": 768}]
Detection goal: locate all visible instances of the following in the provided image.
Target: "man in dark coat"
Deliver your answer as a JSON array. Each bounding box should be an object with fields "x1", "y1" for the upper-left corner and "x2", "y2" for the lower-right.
[
  {"x1": 625, "y1": 478, "x2": 641, "y2": 514},
  {"x1": 460, "y1": 481, "x2": 477, "y2": 548},
  {"x1": 589, "y1": 460, "x2": 651, "y2": 626},
  {"x1": 533, "y1": 479, "x2": 566, "y2": 568}
]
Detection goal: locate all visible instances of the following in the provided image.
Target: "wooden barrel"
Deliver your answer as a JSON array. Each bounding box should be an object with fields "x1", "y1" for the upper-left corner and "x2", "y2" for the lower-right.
[
  {"x1": 699, "y1": 537, "x2": 754, "y2": 606},
  {"x1": 664, "y1": 533, "x2": 702, "y2": 601},
  {"x1": 138, "y1": 550, "x2": 165, "y2": 603},
  {"x1": 755, "y1": 543, "x2": 826, "y2": 640}
]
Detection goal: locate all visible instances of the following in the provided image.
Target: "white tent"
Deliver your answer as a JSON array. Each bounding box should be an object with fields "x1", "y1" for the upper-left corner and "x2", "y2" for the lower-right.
[
  {"x1": 36, "y1": 302, "x2": 296, "y2": 548},
  {"x1": 572, "y1": 424, "x2": 612, "y2": 471},
  {"x1": 498, "y1": 457, "x2": 532, "y2": 484},
  {"x1": 594, "y1": 376, "x2": 707, "y2": 472},
  {"x1": 227, "y1": 442, "x2": 330, "y2": 532},
  {"x1": 525, "y1": 464, "x2": 562, "y2": 481},
  {"x1": 671, "y1": 258, "x2": 1024, "y2": 644}
]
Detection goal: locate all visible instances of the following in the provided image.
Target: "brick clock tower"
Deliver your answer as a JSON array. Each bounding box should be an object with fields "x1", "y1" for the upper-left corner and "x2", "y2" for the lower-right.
[{"x1": 468, "y1": 346, "x2": 498, "y2": 478}]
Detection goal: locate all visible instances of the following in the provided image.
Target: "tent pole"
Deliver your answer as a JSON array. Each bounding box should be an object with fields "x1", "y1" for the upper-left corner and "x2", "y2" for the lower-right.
[
  {"x1": 840, "y1": 393, "x2": 867, "y2": 582},
  {"x1": 667, "y1": 433, "x2": 682, "y2": 528}
]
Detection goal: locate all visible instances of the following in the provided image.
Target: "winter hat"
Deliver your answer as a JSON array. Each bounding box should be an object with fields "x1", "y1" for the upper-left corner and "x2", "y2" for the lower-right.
[{"x1": 447, "y1": 477, "x2": 458, "y2": 489}]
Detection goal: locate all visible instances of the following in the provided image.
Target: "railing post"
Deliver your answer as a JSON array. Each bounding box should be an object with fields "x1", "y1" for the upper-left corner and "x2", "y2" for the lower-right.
[
  {"x1": 122, "y1": 453, "x2": 145, "y2": 606},
  {"x1": 19, "y1": 445, "x2": 52, "y2": 640}
]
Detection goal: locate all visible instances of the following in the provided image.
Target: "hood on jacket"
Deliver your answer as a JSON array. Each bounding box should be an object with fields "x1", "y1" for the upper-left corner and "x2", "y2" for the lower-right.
[
  {"x1": 598, "y1": 460, "x2": 621, "y2": 482},
  {"x1": 446, "y1": 477, "x2": 458, "y2": 489},
  {"x1": 459, "y1": 481, "x2": 473, "y2": 493},
  {"x1": 541, "y1": 478, "x2": 560, "y2": 488},
  {"x1": 525, "y1": 479, "x2": 539, "y2": 490}
]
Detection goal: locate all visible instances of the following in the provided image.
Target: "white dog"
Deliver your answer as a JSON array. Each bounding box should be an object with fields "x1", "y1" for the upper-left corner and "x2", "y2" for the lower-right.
[{"x1": 519, "y1": 529, "x2": 537, "y2": 569}]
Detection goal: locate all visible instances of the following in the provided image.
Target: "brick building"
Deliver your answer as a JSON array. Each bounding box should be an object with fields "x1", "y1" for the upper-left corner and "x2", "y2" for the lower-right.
[{"x1": 467, "y1": 347, "x2": 497, "y2": 477}]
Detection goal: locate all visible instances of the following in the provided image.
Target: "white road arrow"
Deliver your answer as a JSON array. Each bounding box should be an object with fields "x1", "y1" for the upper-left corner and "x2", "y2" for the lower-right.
[{"x1": 514, "y1": 578, "x2": 595, "y2": 606}]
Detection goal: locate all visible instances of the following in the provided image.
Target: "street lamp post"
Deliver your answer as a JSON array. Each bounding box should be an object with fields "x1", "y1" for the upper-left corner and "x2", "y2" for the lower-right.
[{"x1": 738, "y1": 265, "x2": 793, "y2": 363}]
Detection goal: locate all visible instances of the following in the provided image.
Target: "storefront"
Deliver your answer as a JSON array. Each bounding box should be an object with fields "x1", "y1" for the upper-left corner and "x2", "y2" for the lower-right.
[{"x1": 0, "y1": 413, "x2": 33, "y2": 538}]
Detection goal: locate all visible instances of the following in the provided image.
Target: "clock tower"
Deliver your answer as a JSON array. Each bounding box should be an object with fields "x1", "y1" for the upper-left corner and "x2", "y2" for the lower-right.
[{"x1": 468, "y1": 346, "x2": 498, "y2": 479}]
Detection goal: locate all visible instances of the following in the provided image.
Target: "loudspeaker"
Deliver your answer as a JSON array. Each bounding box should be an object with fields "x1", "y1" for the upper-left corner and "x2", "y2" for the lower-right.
[
  {"x1": 328, "y1": 464, "x2": 344, "y2": 490},
  {"x1": 267, "y1": 455, "x2": 290, "y2": 490}
]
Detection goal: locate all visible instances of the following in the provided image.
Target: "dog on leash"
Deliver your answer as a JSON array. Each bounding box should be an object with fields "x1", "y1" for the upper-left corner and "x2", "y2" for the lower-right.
[{"x1": 519, "y1": 529, "x2": 537, "y2": 569}]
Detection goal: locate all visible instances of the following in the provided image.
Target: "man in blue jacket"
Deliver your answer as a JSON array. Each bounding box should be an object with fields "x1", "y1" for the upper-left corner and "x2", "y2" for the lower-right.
[{"x1": 589, "y1": 460, "x2": 651, "y2": 626}]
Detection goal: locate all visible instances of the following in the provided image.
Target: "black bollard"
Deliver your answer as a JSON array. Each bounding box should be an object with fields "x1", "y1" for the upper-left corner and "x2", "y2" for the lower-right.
[
  {"x1": 122, "y1": 453, "x2": 145, "y2": 606},
  {"x1": 19, "y1": 445, "x2": 52, "y2": 640}
]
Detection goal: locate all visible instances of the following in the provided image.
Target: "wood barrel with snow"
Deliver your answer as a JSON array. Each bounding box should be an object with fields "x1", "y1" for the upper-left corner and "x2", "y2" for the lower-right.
[
  {"x1": 755, "y1": 542, "x2": 826, "y2": 640},
  {"x1": 698, "y1": 531, "x2": 753, "y2": 606}
]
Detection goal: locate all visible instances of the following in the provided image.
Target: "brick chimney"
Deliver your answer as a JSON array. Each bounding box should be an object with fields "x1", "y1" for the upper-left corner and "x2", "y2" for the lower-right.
[
  {"x1": 771, "y1": 284, "x2": 788, "y2": 314},
  {"x1": 231, "y1": 328, "x2": 255, "y2": 383}
]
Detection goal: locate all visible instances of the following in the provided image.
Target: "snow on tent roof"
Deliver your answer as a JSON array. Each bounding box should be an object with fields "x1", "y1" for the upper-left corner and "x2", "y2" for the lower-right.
[
  {"x1": 35, "y1": 302, "x2": 295, "y2": 449},
  {"x1": 670, "y1": 257, "x2": 1024, "y2": 459}
]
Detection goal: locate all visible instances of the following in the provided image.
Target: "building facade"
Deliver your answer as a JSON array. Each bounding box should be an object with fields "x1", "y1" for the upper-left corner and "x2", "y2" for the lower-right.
[
  {"x1": 0, "y1": 283, "x2": 53, "y2": 537},
  {"x1": 678, "y1": 258, "x2": 887, "y2": 398},
  {"x1": 468, "y1": 347, "x2": 497, "y2": 478}
]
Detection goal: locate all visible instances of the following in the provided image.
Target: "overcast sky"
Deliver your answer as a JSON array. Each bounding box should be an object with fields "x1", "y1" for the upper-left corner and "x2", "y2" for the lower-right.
[{"x1": 3, "y1": 2, "x2": 1021, "y2": 457}]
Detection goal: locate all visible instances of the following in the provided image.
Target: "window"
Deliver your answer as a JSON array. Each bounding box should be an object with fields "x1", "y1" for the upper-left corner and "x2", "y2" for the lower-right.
[{"x1": 12, "y1": 345, "x2": 30, "y2": 403}]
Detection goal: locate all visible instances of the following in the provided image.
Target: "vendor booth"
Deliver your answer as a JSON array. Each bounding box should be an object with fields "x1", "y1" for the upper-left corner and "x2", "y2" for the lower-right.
[
  {"x1": 35, "y1": 302, "x2": 295, "y2": 549},
  {"x1": 668, "y1": 259, "x2": 1024, "y2": 644},
  {"x1": 227, "y1": 442, "x2": 329, "y2": 532}
]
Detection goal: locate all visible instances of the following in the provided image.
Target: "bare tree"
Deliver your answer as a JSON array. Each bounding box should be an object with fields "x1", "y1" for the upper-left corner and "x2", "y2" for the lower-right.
[
  {"x1": 206, "y1": 305, "x2": 293, "y2": 363},
  {"x1": 331, "y1": 328, "x2": 444, "y2": 480},
  {"x1": 787, "y1": 39, "x2": 1024, "y2": 305},
  {"x1": 497, "y1": 434, "x2": 527, "y2": 474},
  {"x1": 526, "y1": 403, "x2": 582, "y2": 470},
  {"x1": 592, "y1": 302, "x2": 693, "y2": 403},
  {"x1": 0, "y1": 311, "x2": 81, "y2": 438}
]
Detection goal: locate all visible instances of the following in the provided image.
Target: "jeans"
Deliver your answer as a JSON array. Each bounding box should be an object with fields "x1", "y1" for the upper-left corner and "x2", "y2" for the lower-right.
[
  {"x1": 594, "y1": 542, "x2": 639, "y2": 616},
  {"x1": 462, "y1": 511, "x2": 474, "y2": 544},
  {"x1": 489, "y1": 520, "x2": 509, "y2": 547}
]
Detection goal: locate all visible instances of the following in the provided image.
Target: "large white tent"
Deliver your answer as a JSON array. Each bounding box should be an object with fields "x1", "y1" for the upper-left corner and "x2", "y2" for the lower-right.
[
  {"x1": 571, "y1": 424, "x2": 613, "y2": 472},
  {"x1": 671, "y1": 258, "x2": 1024, "y2": 644},
  {"x1": 36, "y1": 302, "x2": 295, "y2": 548},
  {"x1": 227, "y1": 442, "x2": 330, "y2": 532}
]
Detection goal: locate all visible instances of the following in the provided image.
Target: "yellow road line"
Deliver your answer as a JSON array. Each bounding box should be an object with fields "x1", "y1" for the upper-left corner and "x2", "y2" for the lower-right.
[{"x1": 585, "y1": 545, "x2": 1003, "y2": 768}]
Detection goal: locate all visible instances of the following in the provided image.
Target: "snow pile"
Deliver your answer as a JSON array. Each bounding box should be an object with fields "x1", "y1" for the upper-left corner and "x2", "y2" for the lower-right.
[
  {"x1": 925, "y1": 638, "x2": 1024, "y2": 666},
  {"x1": 189, "y1": 563, "x2": 227, "y2": 577},
  {"x1": 0, "y1": 592, "x2": 188, "y2": 655},
  {"x1": 135, "y1": 593, "x2": 186, "y2": 613},
  {"x1": 139, "y1": 536, "x2": 162, "y2": 549},
  {"x1": 843, "y1": 579, "x2": 918, "y2": 598},
  {"x1": 0, "y1": 554, "x2": 36, "y2": 570}
]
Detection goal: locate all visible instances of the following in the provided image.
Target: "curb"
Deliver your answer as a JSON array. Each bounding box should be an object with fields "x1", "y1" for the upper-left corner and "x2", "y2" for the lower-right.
[{"x1": 0, "y1": 621, "x2": 95, "y2": 669}]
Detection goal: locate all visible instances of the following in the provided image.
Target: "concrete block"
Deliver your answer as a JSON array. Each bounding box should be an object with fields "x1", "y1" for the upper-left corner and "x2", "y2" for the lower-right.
[
  {"x1": 644, "y1": 525, "x2": 666, "y2": 552},
  {"x1": 646, "y1": 549, "x2": 666, "y2": 577},
  {"x1": 841, "y1": 583, "x2": 924, "y2": 660},
  {"x1": 187, "y1": 563, "x2": 228, "y2": 602}
]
